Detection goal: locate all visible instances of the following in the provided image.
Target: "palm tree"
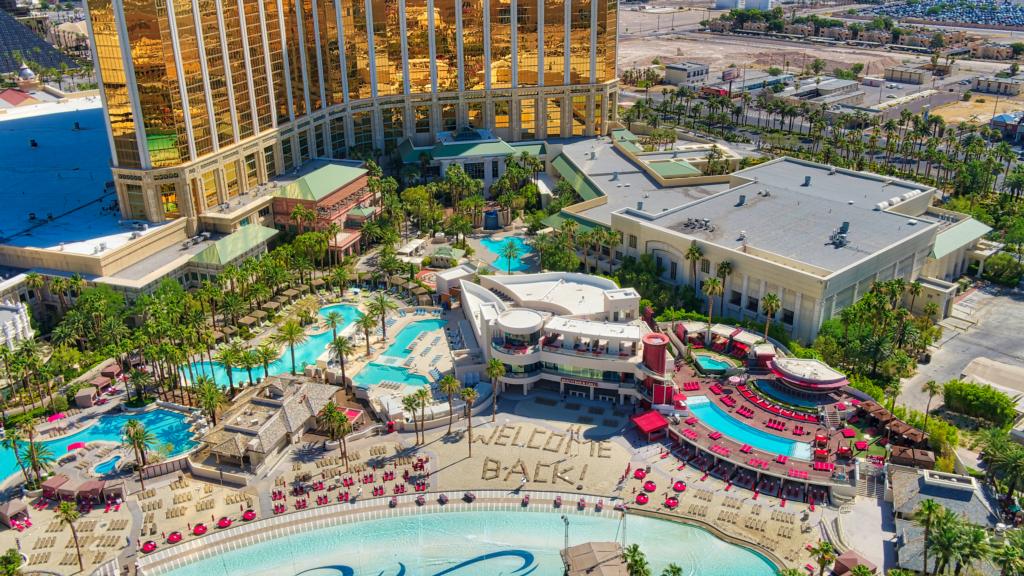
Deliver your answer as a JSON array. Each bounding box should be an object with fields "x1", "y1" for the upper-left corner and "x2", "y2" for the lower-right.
[
  {"x1": 20, "y1": 438, "x2": 53, "y2": 486},
  {"x1": 623, "y1": 544, "x2": 650, "y2": 576},
  {"x1": 808, "y1": 541, "x2": 836, "y2": 576},
  {"x1": 195, "y1": 376, "x2": 225, "y2": 425},
  {"x1": 928, "y1": 508, "x2": 964, "y2": 575},
  {"x1": 914, "y1": 499, "x2": 943, "y2": 575},
  {"x1": 56, "y1": 501, "x2": 83, "y2": 571},
  {"x1": 908, "y1": 280, "x2": 923, "y2": 312},
  {"x1": 955, "y1": 524, "x2": 991, "y2": 576},
  {"x1": 323, "y1": 310, "x2": 346, "y2": 341},
  {"x1": 212, "y1": 345, "x2": 239, "y2": 397},
  {"x1": 461, "y1": 387, "x2": 478, "y2": 457},
  {"x1": 921, "y1": 379, "x2": 942, "y2": 431},
  {"x1": 761, "y1": 292, "x2": 781, "y2": 341},
  {"x1": 254, "y1": 342, "x2": 280, "y2": 379},
  {"x1": 274, "y1": 320, "x2": 308, "y2": 375},
  {"x1": 486, "y1": 358, "x2": 504, "y2": 423},
  {"x1": 122, "y1": 419, "x2": 155, "y2": 490},
  {"x1": 356, "y1": 314, "x2": 378, "y2": 356},
  {"x1": 500, "y1": 239, "x2": 522, "y2": 275},
  {"x1": 402, "y1": 395, "x2": 421, "y2": 444},
  {"x1": 439, "y1": 374, "x2": 462, "y2": 434},
  {"x1": 715, "y1": 260, "x2": 733, "y2": 310},
  {"x1": 290, "y1": 204, "x2": 317, "y2": 234},
  {"x1": 702, "y1": 277, "x2": 723, "y2": 337},
  {"x1": 239, "y1": 349, "x2": 260, "y2": 387},
  {"x1": 993, "y1": 540, "x2": 1023, "y2": 576},
  {"x1": 685, "y1": 242, "x2": 702, "y2": 289},
  {"x1": 661, "y1": 564, "x2": 684, "y2": 576},
  {"x1": 368, "y1": 293, "x2": 398, "y2": 342},
  {"x1": 415, "y1": 387, "x2": 430, "y2": 443},
  {"x1": 330, "y1": 337, "x2": 355, "y2": 386},
  {"x1": 848, "y1": 566, "x2": 873, "y2": 576},
  {"x1": 318, "y1": 401, "x2": 353, "y2": 472},
  {"x1": 1, "y1": 426, "x2": 29, "y2": 485}
]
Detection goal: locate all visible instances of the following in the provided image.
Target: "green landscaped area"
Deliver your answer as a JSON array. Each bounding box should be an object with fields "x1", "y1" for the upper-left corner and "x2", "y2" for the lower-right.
[{"x1": 647, "y1": 159, "x2": 703, "y2": 178}]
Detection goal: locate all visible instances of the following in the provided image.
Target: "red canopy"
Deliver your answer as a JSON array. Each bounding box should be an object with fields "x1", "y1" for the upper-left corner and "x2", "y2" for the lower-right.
[{"x1": 631, "y1": 410, "x2": 669, "y2": 436}]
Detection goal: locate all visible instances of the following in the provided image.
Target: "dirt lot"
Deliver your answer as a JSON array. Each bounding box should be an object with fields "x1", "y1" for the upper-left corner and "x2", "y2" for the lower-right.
[{"x1": 931, "y1": 94, "x2": 1024, "y2": 124}]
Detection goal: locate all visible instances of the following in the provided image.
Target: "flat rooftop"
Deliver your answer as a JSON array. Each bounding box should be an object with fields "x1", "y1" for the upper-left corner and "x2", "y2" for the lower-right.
[
  {"x1": 558, "y1": 138, "x2": 729, "y2": 226},
  {"x1": 485, "y1": 273, "x2": 620, "y2": 317},
  {"x1": 0, "y1": 98, "x2": 170, "y2": 254},
  {"x1": 628, "y1": 158, "x2": 938, "y2": 273}
]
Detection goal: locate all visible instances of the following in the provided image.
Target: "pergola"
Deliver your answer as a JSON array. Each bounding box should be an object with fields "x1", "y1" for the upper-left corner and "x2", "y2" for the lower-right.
[
  {"x1": 0, "y1": 500, "x2": 27, "y2": 528},
  {"x1": 631, "y1": 410, "x2": 669, "y2": 441},
  {"x1": 251, "y1": 310, "x2": 267, "y2": 321},
  {"x1": 41, "y1": 475, "x2": 68, "y2": 499},
  {"x1": 262, "y1": 301, "x2": 281, "y2": 312},
  {"x1": 78, "y1": 479, "x2": 106, "y2": 502},
  {"x1": 238, "y1": 316, "x2": 257, "y2": 327}
]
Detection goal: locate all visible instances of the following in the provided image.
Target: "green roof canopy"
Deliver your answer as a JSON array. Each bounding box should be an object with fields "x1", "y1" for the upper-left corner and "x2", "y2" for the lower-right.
[
  {"x1": 509, "y1": 142, "x2": 546, "y2": 157},
  {"x1": 274, "y1": 164, "x2": 367, "y2": 201},
  {"x1": 551, "y1": 154, "x2": 603, "y2": 201},
  {"x1": 929, "y1": 218, "x2": 991, "y2": 260},
  {"x1": 647, "y1": 159, "x2": 702, "y2": 178},
  {"x1": 192, "y1": 225, "x2": 279, "y2": 267},
  {"x1": 542, "y1": 212, "x2": 605, "y2": 233},
  {"x1": 399, "y1": 138, "x2": 517, "y2": 163}
]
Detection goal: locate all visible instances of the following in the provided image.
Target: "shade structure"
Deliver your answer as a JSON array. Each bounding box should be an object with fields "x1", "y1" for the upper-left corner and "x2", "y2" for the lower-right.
[
  {"x1": 46, "y1": 412, "x2": 66, "y2": 422},
  {"x1": 237, "y1": 316, "x2": 257, "y2": 326},
  {"x1": 250, "y1": 309, "x2": 267, "y2": 319},
  {"x1": 840, "y1": 428, "x2": 856, "y2": 438},
  {"x1": 0, "y1": 499, "x2": 27, "y2": 528},
  {"x1": 728, "y1": 375, "x2": 743, "y2": 385},
  {"x1": 833, "y1": 549, "x2": 877, "y2": 575},
  {"x1": 78, "y1": 480, "x2": 106, "y2": 500},
  {"x1": 66, "y1": 442, "x2": 86, "y2": 451},
  {"x1": 887, "y1": 420, "x2": 912, "y2": 436},
  {"x1": 889, "y1": 446, "x2": 936, "y2": 469},
  {"x1": 41, "y1": 475, "x2": 68, "y2": 498},
  {"x1": 630, "y1": 410, "x2": 669, "y2": 440}
]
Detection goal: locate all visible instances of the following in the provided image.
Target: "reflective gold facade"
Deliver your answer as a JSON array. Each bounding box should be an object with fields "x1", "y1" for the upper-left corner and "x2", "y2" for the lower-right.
[{"x1": 87, "y1": 0, "x2": 617, "y2": 224}]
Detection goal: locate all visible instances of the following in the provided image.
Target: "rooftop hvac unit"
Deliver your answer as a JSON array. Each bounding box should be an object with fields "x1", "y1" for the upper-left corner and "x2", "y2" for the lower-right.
[
  {"x1": 802, "y1": 176, "x2": 812, "y2": 186},
  {"x1": 888, "y1": 196, "x2": 901, "y2": 205},
  {"x1": 874, "y1": 202, "x2": 887, "y2": 210}
]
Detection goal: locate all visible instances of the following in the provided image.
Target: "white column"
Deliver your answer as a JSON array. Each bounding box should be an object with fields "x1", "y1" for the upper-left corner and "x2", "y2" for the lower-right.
[
  {"x1": 792, "y1": 292, "x2": 803, "y2": 335},
  {"x1": 739, "y1": 273, "x2": 749, "y2": 316}
]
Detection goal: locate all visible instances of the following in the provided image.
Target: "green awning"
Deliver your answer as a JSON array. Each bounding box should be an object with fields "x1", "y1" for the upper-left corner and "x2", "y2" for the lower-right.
[
  {"x1": 399, "y1": 138, "x2": 517, "y2": 163},
  {"x1": 273, "y1": 164, "x2": 367, "y2": 201},
  {"x1": 192, "y1": 225, "x2": 279, "y2": 267},
  {"x1": 647, "y1": 159, "x2": 701, "y2": 178},
  {"x1": 551, "y1": 154, "x2": 603, "y2": 201},
  {"x1": 542, "y1": 212, "x2": 606, "y2": 233},
  {"x1": 348, "y1": 206, "x2": 376, "y2": 217},
  {"x1": 509, "y1": 142, "x2": 546, "y2": 157},
  {"x1": 611, "y1": 129, "x2": 639, "y2": 142},
  {"x1": 929, "y1": 218, "x2": 992, "y2": 260}
]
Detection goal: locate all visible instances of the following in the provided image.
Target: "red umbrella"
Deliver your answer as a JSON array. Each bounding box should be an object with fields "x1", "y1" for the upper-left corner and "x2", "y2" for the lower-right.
[
  {"x1": 47, "y1": 413, "x2": 66, "y2": 423},
  {"x1": 66, "y1": 442, "x2": 86, "y2": 452}
]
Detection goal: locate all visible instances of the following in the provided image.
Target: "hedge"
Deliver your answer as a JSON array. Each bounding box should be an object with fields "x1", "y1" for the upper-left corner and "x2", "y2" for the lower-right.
[{"x1": 942, "y1": 379, "x2": 1017, "y2": 427}]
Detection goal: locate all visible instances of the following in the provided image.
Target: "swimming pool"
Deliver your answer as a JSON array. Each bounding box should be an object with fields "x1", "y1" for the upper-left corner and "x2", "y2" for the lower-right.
[
  {"x1": 693, "y1": 353, "x2": 734, "y2": 374},
  {"x1": 160, "y1": 510, "x2": 776, "y2": 576},
  {"x1": 187, "y1": 303, "x2": 362, "y2": 387},
  {"x1": 688, "y1": 396, "x2": 810, "y2": 459},
  {"x1": 94, "y1": 455, "x2": 121, "y2": 475},
  {"x1": 0, "y1": 408, "x2": 197, "y2": 481},
  {"x1": 352, "y1": 319, "x2": 447, "y2": 390},
  {"x1": 481, "y1": 236, "x2": 534, "y2": 273}
]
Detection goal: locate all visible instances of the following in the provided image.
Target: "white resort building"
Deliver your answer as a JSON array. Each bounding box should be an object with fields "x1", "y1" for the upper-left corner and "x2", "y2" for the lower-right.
[{"x1": 457, "y1": 272, "x2": 674, "y2": 403}]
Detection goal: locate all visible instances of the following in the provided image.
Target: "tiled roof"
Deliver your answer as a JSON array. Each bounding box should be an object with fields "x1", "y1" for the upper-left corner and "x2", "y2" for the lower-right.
[{"x1": 274, "y1": 164, "x2": 367, "y2": 201}]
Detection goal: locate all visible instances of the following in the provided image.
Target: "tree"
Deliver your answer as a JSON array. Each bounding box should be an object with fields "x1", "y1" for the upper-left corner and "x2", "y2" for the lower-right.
[
  {"x1": 623, "y1": 544, "x2": 651, "y2": 576},
  {"x1": 415, "y1": 387, "x2": 430, "y2": 445},
  {"x1": 685, "y1": 241, "x2": 703, "y2": 289},
  {"x1": 702, "y1": 277, "x2": 723, "y2": 336},
  {"x1": 461, "y1": 387, "x2": 479, "y2": 457},
  {"x1": 1, "y1": 426, "x2": 29, "y2": 485},
  {"x1": 324, "y1": 310, "x2": 346, "y2": 341},
  {"x1": 212, "y1": 345, "x2": 239, "y2": 397},
  {"x1": 57, "y1": 500, "x2": 83, "y2": 571},
  {"x1": 290, "y1": 204, "x2": 317, "y2": 234},
  {"x1": 908, "y1": 281, "x2": 923, "y2": 312},
  {"x1": 500, "y1": 239, "x2": 522, "y2": 275},
  {"x1": 367, "y1": 293, "x2": 398, "y2": 342},
  {"x1": 439, "y1": 374, "x2": 462, "y2": 434},
  {"x1": 849, "y1": 566, "x2": 873, "y2": 576},
  {"x1": 330, "y1": 337, "x2": 355, "y2": 386},
  {"x1": 122, "y1": 419, "x2": 154, "y2": 490},
  {"x1": 318, "y1": 401, "x2": 353, "y2": 472},
  {"x1": 402, "y1": 394, "x2": 421, "y2": 444},
  {"x1": 761, "y1": 292, "x2": 781, "y2": 341},
  {"x1": 356, "y1": 314, "x2": 378, "y2": 356},
  {"x1": 921, "y1": 379, "x2": 942, "y2": 431},
  {"x1": 914, "y1": 498, "x2": 942, "y2": 575},
  {"x1": 486, "y1": 358, "x2": 504, "y2": 423},
  {"x1": 195, "y1": 376, "x2": 225, "y2": 425},
  {"x1": 808, "y1": 540, "x2": 836, "y2": 576},
  {"x1": 254, "y1": 342, "x2": 280, "y2": 379},
  {"x1": 661, "y1": 564, "x2": 684, "y2": 576},
  {"x1": 20, "y1": 436, "x2": 53, "y2": 486},
  {"x1": 715, "y1": 260, "x2": 733, "y2": 310},
  {"x1": 274, "y1": 320, "x2": 308, "y2": 375},
  {"x1": 0, "y1": 548, "x2": 21, "y2": 576}
]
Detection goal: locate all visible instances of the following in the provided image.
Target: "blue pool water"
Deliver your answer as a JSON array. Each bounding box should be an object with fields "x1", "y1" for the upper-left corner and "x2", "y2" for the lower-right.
[
  {"x1": 162, "y1": 510, "x2": 776, "y2": 576},
  {"x1": 94, "y1": 455, "x2": 121, "y2": 475},
  {"x1": 0, "y1": 408, "x2": 196, "y2": 481},
  {"x1": 481, "y1": 236, "x2": 534, "y2": 273},
  {"x1": 688, "y1": 396, "x2": 811, "y2": 459},
  {"x1": 187, "y1": 303, "x2": 362, "y2": 387},
  {"x1": 694, "y1": 353, "x2": 733, "y2": 374},
  {"x1": 352, "y1": 319, "x2": 447, "y2": 390}
]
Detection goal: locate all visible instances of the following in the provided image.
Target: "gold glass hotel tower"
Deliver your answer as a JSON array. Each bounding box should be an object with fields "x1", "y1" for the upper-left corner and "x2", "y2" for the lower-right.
[{"x1": 85, "y1": 0, "x2": 618, "y2": 227}]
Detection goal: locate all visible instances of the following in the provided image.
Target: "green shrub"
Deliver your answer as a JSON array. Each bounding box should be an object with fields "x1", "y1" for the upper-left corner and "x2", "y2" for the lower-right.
[
  {"x1": 942, "y1": 379, "x2": 1017, "y2": 427},
  {"x1": 848, "y1": 373, "x2": 884, "y2": 400},
  {"x1": 51, "y1": 396, "x2": 69, "y2": 413},
  {"x1": 982, "y1": 252, "x2": 1024, "y2": 286},
  {"x1": 4, "y1": 407, "x2": 46, "y2": 428}
]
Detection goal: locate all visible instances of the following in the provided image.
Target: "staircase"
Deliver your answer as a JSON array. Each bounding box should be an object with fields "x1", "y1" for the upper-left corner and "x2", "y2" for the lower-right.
[
  {"x1": 822, "y1": 406, "x2": 842, "y2": 430},
  {"x1": 857, "y1": 461, "x2": 884, "y2": 499}
]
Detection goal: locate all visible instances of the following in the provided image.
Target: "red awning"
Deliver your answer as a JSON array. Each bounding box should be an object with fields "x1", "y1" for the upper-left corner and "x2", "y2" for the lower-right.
[
  {"x1": 631, "y1": 410, "x2": 670, "y2": 435},
  {"x1": 729, "y1": 328, "x2": 742, "y2": 338}
]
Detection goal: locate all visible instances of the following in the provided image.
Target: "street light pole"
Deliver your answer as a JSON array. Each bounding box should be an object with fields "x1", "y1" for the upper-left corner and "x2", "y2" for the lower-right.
[{"x1": 561, "y1": 514, "x2": 570, "y2": 554}]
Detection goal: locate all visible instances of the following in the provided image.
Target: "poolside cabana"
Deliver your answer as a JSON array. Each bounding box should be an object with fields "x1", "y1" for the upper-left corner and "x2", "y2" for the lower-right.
[
  {"x1": 311, "y1": 278, "x2": 326, "y2": 290},
  {"x1": 0, "y1": 500, "x2": 28, "y2": 529},
  {"x1": 102, "y1": 481, "x2": 126, "y2": 501},
  {"x1": 41, "y1": 475, "x2": 68, "y2": 499},
  {"x1": 100, "y1": 365, "x2": 122, "y2": 379},
  {"x1": 238, "y1": 316, "x2": 257, "y2": 327},
  {"x1": 283, "y1": 288, "x2": 299, "y2": 299},
  {"x1": 78, "y1": 479, "x2": 106, "y2": 502},
  {"x1": 75, "y1": 386, "x2": 98, "y2": 408},
  {"x1": 296, "y1": 285, "x2": 309, "y2": 294},
  {"x1": 631, "y1": 410, "x2": 669, "y2": 441},
  {"x1": 251, "y1": 310, "x2": 267, "y2": 322},
  {"x1": 211, "y1": 330, "x2": 225, "y2": 342},
  {"x1": 56, "y1": 482, "x2": 79, "y2": 501},
  {"x1": 903, "y1": 427, "x2": 928, "y2": 447},
  {"x1": 889, "y1": 446, "x2": 936, "y2": 470},
  {"x1": 388, "y1": 274, "x2": 406, "y2": 289},
  {"x1": 262, "y1": 301, "x2": 281, "y2": 313},
  {"x1": 272, "y1": 295, "x2": 289, "y2": 304},
  {"x1": 89, "y1": 375, "x2": 111, "y2": 389},
  {"x1": 833, "y1": 550, "x2": 877, "y2": 575},
  {"x1": 887, "y1": 420, "x2": 912, "y2": 438}
]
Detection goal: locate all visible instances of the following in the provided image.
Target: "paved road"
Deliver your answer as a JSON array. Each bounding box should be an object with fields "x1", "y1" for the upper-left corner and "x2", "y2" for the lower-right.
[{"x1": 898, "y1": 284, "x2": 1024, "y2": 414}]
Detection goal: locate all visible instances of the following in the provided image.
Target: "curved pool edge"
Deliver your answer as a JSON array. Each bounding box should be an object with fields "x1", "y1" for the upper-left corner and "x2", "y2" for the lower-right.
[{"x1": 136, "y1": 489, "x2": 784, "y2": 576}]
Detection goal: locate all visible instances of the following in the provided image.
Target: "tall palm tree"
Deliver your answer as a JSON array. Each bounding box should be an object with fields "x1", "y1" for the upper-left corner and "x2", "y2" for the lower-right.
[
  {"x1": 702, "y1": 277, "x2": 723, "y2": 337},
  {"x1": 928, "y1": 508, "x2": 964, "y2": 575},
  {"x1": 685, "y1": 242, "x2": 703, "y2": 290},
  {"x1": 660, "y1": 564, "x2": 684, "y2": 576},
  {"x1": 715, "y1": 260, "x2": 733, "y2": 310},
  {"x1": 20, "y1": 438, "x2": 53, "y2": 486},
  {"x1": 323, "y1": 310, "x2": 346, "y2": 341},
  {"x1": 848, "y1": 566, "x2": 873, "y2": 576},
  {"x1": 195, "y1": 376, "x2": 225, "y2": 425},
  {"x1": 761, "y1": 292, "x2": 781, "y2": 341},
  {"x1": 500, "y1": 239, "x2": 522, "y2": 275},
  {"x1": 368, "y1": 293, "x2": 398, "y2": 342},
  {"x1": 402, "y1": 395, "x2": 421, "y2": 444},
  {"x1": 254, "y1": 342, "x2": 280, "y2": 379},
  {"x1": 914, "y1": 498, "x2": 943, "y2": 575},
  {"x1": 908, "y1": 280, "x2": 923, "y2": 312},
  {"x1": 415, "y1": 387, "x2": 430, "y2": 443},
  {"x1": 1, "y1": 426, "x2": 29, "y2": 484},
  {"x1": 356, "y1": 314, "x2": 378, "y2": 356},
  {"x1": 330, "y1": 337, "x2": 355, "y2": 386},
  {"x1": 122, "y1": 419, "x2": 154, "y2": 490},
  {"x1": 318, "y1": 401, "x2": 353, "y2": 472},
  {"x1": 461, "y1": 387, "x2": 479, "y2": 457},
  {"x1": 486, "y1": 358, "x2": 504, "y2": 423},
  {"x1": 623, "y1": 544, "x2": 650, "y2": 576},
  {"x1": 439, "y1": 374, "x2": 462, "y2": 434},
  {"x1": 56, "y1": 501, "x2": 83, "y2": 571},
  {"x1": 955, "y1": 524, "x2": 991, "y2": 576},
  {"x1": 213, "y1": 343, "x2": 242, "y2": 397},
  {"x1": 273, "y1": 320, "x2": 308, "y2": 375},
  {"x1": 239, "y1": 349, "x2": 260, "y2": 387},
  {"x1": 921, "y1": 380, "x2": 943, "y2": 431},
  {"x1": 808, "y1": 541, "x2": 836, "y2": 576}
]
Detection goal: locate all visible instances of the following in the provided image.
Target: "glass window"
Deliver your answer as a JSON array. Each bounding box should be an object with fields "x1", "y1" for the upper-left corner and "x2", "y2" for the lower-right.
[
  {"x1": 330, "y1": 117, "x2": 347, "y2": 159},
  {"x1": 124, "y1": 183, "x2": 147, "y2": 219},
  {"x1": 670, "y1": 261, "x2": 677, "y2": 280},
  {"x1": 222, "y1": 0, "x2": 254, "y2": 138},
  {"x1": 202, "y1": 170, "x2": 219, "y2": 208},
  {"x1": 746, "y1": 296, "x2": 759, "y2": 313},
  {"x1": 490, "y1": 0, "x2": 512, "y2": 88},
  {"x1": 283, "y1": 0, "x2": 307, "y2": 117},
  {"x1": 465, "y1": 162, "x2": 484, "y2": 179},
  {"x1": 729, "y1": 290, "x2": 742, "y2": 306},
  {"x1": 467, "y1": 102, "x2": 484, "y2": 129},
  {"x1": 341, "y1": 0, "x2": 371, "y2": 100},
  {"x1": 543, "y1": 0, "x2": 565, "y2": 86},
  {"x1": 595, "y1": 93, "x2": 604, "y2": 134},
  {"x1": 352, "y1": 111, "x2": 373, "y2": 153},
  {"x1": 263, "y1": 0, "x2": 289, "y2": 122},
  {"x1": 516, "y1": 0, "x2": 538, "y2": 86},
  {"x1": 782, "y1": 309, "x2": 795, "y2": 325},
  {"x1": 520, "y1": 98, "x2": 536, "y2": 139},
  {"x1": 434, "y1": 0, "x2": 458, "y2": 92},
  {"x1": 406, "y1": 0, "x2": 430, "y2": 92},
  {"x1": 382, "y1": 108, "x2": 404, "y2": 152},
  {"x1": 372, "y1": 0, "x2": 403, "y2": 96},
  {"x1": 546, "y1": 97, "x2": 561, "y2": 137},
  {"x1": 494, "y1": 100, "x2": 510, "y2": 128},
  {"x1": 462, "y1": 0, "x2": 485, "y2": 90},
  {"x1": 316, "y1": 124, "x2": 327, "y2": 157},
  {"x1": 224, "y1": 160, "x2": 240, "y2": 198},
  {"x1": 569, "y1": 0, "x2": 591, "y2": 84},
  {"x1": 159, "y1": 183, "x2": 179, "y2": 219},
  {"x1": 700, "y1": 258, "x2": 710, "y2": 274},
  {"x1": 595, "y1": 0, "x2": 617, "y2": 82},
  {"x1": 441, "y1": 103, "x2": 457, "y2": 132},
  {"x1": 628, "y1": 234, "x2": 636, "y2": 248},
  {"x1": 264, "y1": 145, "x2": 277, "y2": 176},
  {"x1": 91, "y1": 0, "x2": 140, "y2": 168},
  {"x1": 244, "y1": 153, "x2": 259, "y2": 189},
  {"x1": 415, "y1": 105, "x2": 431, "y2": 133},
  {"x1": 299, "y1": 130, "x2": 311, "y2": 162},
  {"x1": 571, "y1": 95, "x2": 587, "y2": 136}
]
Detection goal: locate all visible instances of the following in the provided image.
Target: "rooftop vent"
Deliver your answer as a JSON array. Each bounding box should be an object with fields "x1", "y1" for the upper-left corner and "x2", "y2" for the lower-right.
[
  {"x1": 848, "y1": 200, "x2": 854, "y2": 205},
  {"x1": 637, "y1": 201, "x2": 644, "y2": 210},
  {"x1": 802, "y1": 176, "x2": 812, "y2": 187},
  {"x1": 736, "y1": 194, "x2": 746, "y2": 207},
  {"x1": 874, "y1": 202, "x2": 886, "y2": 211},
  {"x1": 907, "y1": 219, "x2": 918, "y2": 226},
  {"x1": 828, "y1": 166, "x2": 837, "y2": 175},
  {"x1": 611, "y1": 172, "x2": 619, "y2": 181}
]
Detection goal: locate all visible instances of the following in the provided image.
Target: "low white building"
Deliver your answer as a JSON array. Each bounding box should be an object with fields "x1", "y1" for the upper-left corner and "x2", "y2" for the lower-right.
[{"x1": 461, "y1": 272, "x2": 674, "y2": 403}]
